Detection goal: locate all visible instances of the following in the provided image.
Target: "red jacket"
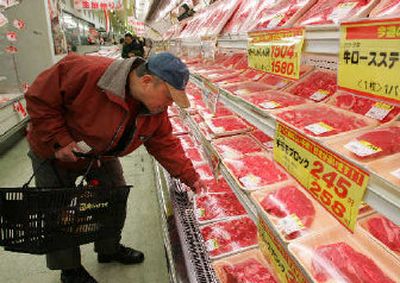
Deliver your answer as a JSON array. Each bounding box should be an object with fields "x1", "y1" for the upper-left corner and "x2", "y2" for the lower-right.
[{"x1": 25, "y1": 53, "x2": 199, "y2": 186}]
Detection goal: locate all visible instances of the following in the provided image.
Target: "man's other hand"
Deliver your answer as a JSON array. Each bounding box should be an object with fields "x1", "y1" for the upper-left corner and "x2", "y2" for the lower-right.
[
  {"x1": 54, "y1": 141, "x2": 82, "y2": 162},
  {"x1": 191, "y1": 179, "x2": 205, "y2": 194}
]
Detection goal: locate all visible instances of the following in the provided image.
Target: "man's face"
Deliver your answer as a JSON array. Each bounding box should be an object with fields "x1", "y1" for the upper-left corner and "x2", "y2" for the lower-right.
[{"x1": 125, "y1": 36, "x2": 133, "y2": 44}]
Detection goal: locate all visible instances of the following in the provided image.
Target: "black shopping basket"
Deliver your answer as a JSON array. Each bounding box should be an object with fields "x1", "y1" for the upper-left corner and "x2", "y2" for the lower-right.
[{"x1": 0, "y1": 158, "x2": 131, "y2": 254}]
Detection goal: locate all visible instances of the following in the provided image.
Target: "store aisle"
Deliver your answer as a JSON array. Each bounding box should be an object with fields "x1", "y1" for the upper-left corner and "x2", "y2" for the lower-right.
[{"x1": 0, "y1": 139, "x2": 170, "y2": 283}]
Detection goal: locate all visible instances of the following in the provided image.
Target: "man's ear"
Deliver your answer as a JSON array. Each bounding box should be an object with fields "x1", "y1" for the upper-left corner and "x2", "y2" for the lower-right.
[{"x1": 140, "y1": 74, "x2": 153, "y2": 85}]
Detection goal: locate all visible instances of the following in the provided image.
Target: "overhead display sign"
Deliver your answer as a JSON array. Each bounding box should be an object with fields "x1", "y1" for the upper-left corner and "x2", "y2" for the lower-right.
[
  {"x1": 74, "y1": 0, "x2": 122, "y2": 10},
  {"x1": 273, "y1": 121, "x2": 369, "y2": 232},
  {"x1": 338, "y1": 18, "x2": 400, "y2": 104},
  {"x1": 248, "y1": 28, "x2": 305, "y2": 80}
]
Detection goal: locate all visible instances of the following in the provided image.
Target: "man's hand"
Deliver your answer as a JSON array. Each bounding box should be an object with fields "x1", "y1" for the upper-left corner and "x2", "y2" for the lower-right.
[
  {"x1": 54, "y1": 141, "x2": 82, "y2": 162},
  {"x1": 191, "y1": 179, "x2": 205, "y2": 194}
]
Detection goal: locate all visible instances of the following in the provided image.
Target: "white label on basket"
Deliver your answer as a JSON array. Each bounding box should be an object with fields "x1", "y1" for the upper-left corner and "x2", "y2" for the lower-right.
[
  {"x1": 344, "y1": 140, "x2": 382, "y2": 157},
  {"x1": 195, "y1": 208, "x2": 205, "y2": 218},
  {"x1": 365, "y1": 102, "x2": 394, "y2": 121},
  {"x1": 276, "y1": 214, "x2": 305, "y2": 235},
  {"x1": 205, "y1": 239, "x2": 219, "y2": 251},
  {"x1": 260, "y1": 101, "x2": 281, "y2": 109},
  {"x1": 239, "y1": 174, "x2": 261, "y2": 188},
  {"x1": 304, "y1": 122, "x2": 334, "y2": 135},
  {"x1": 390, "y1": 168, "x2": 400, "y2": 180},
  {"x1": 267, "y1": 14, "x2": 284, "y2": 29},
  {"x1": 328, "y1": 2, "x2": 358, "y2": 22},
  {"x1": 310, "y1": 89, "x2": 329, "y2": 101},
  {"x1": 235, "y1": 89, "x2": 252, "y2": 96}
]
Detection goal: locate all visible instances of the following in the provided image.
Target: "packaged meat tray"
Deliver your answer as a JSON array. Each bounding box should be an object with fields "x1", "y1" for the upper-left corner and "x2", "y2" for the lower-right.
[
  {"x1": 205, "y1": 71, "x2": 246, "y2": 84},
  {"x1": 191, "y1": 114, "x2": 204, "y2": 124},
  {"x1": 295, "y1": 0, "x2": 378, "y2": 26},
  {"x1": 326, "y1": 91, "x2": 400, "y2": 123},
  {"x1": 257, "y1": 64, "x2": 314, "y2": 89},
  {"x1": 289, "y1": 227, "x2": 400, "y2": 283},
  {"x1": 222, "y1": 81, "x2": 274, "y2": 97},
  {"x1": 170, "y1": 117, "x2": 189, "y2": 135},
  {"x1": 221, "y1": 52, "x2": 247, "y2": 69},
  {"x1": 223, "y1": 153, "x2": 289, "y2": 191},
  {"x1": 194, "y1": 192, "x2": 247, "y2": 224},
  {"x1": 178, "y1": 134, "x2": 197, "y2": 150},
  {"x1": 369, "y1": 0, "x2": 400, "y2": 18},
  {"x1": 200, "y1": 216, "x2": 258, "y2": 259},
  {"x1": 167, "y1": 105, "x2": 180, "y2": 117},
  {"x1": 368, "y1": 153, "x2": 400, "y2": 187},
  {"x1": 212, "y1": 134, "x2": 267, "y2": 159},
  {"x1": 276, "y1": 104, "x2": 377, "y2": 138},
  {"x1": 244, "y1": 0, "x2": 316, "y2": 31},
  {"x1": 221, "y1": 0, "x2": 261, "y2": 35},
  {"x1": 202, "y1": 178, "x2": 233, "y2": 194},
  {"x1": 251, "y1": 183, "x2": 340, "y2": 241},
  {"x1": 199, "y1": 122, "x2": 214, "y2": 141},
  {"x1": 359, "y1": 213, "x2": 400, "y2": 258},
  {"x1": 250, "y1": 130, "x2": 274, "y2": 150},
  {"x1": 325, "y1": 122, "x2": 400, "y2": 163},
  {"x1": 198, "y1": 105, "x2": 233, "y2": 119},
  {"x1": 195, "y1": 163, "x2": 215, "y2": 181},
  {"x1": 184, "y1": 147, "x2": 207, "y2": 167},
  {"x1": 204, "y1": 116, "x2": 253, "y2": 138},
  {"x1": 240, "y1": 69, "x2": 268, "y2": 82},
  {"x1": 285, "y1": 69, "x2": 337, "y2": 102},
  {"x1": 213, "y1": 249, "x2": 278, "y2": 283}
]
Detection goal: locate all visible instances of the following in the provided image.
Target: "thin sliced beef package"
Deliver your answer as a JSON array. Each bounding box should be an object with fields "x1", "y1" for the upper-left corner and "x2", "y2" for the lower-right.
[
  {"x1": 222, "y1": 0, "x2": 261, "y2": 34},
  {"x1": 212, "y1": 135, "x2": 266, "y2": 159},
  {"x1": 184, "y1": 147, "x2": 207, "y2": 167},
  {"x1": 178, "y1": 134, "x2": 197, "y2": 149},
  {"x1": 202, "y1": 178, "x2": 233, "y2": 194},
  {"x1": 199, "y1": 105, "x2": 233, "y2": 119},
  {"x1": 222, "y1": 81, "x2": 274, "y2": 97},
  {"x1": 205, "y1": 116, "x2": 252, "y2": 137},
  {"x1": 242, "y1": 90, "x2": 310, "y2": 111},
  {"x1": 170, "y1": 117, "x2": 189, "y2": 135},
  {"x1": 258, "y1": 65, "x2": 314, "y2": 89},
  {"x1": 250, "y1": 130, "x2": 274, "y2": 150},
  {"x1": 369, "y1": 0, "x2": 400, "y2": 18}
]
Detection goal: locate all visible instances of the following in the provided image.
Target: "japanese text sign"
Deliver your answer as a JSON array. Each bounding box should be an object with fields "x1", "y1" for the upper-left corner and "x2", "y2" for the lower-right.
[
  {"x1": 338, "y1": 18, "x2": 400, "y2": 104},
  {"x1": 248, "y1": 28, "x2": 305, "y2": 80},
  {"x1": 128, "y1": 17, "x2": 145, "y2": 36},
  {"x1": 273, "y1": 122, "x2": 369, "y2": 231},
  {"x1": 201, "y1": 79, "x2": 220, "y2": 114},
  {"x1": 258, "y1": 216, "x2": 309, "y2": 283},
  {"x1": 74, "y1": 0, "x2": 122, "y2": 10}
]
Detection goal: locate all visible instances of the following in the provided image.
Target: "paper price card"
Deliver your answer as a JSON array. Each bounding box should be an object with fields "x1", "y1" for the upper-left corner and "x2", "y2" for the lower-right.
[
  {"x1": 338, "y1": 18, "x2": 400, "y2": 104},
  {"x1": 273, "y1": 122, "x2": 369, "y2": 231},
  {"x1": 248, "y1": 28, "x2": 305, "y2": 80},
  {"x1": 258, "y1": 217, "x2": 309, "y2": 283},
  {"x1": 201, "y1": 79, "x2": 220, "y2": 114}
]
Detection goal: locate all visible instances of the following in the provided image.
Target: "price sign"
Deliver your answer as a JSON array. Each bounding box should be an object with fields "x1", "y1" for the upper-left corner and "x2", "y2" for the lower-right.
[
  {"x1": 201, "y1": 79, "x2": 220, "y2": 114},
  {"x1": 273, "y1": 122, "x2": 369, "y2": 231},
  {"x1": 338, "y1": 18, "x2": 400, "y2": 104},
  {"x1": 201, "y1": 36, "x2": 217, "y2": 61},
  {"x1": 248, "y1": 28, "x2": 305, "y2": 80},
  {"x1": 258, "y1": 217, "x2": 309, "y2": 283}
]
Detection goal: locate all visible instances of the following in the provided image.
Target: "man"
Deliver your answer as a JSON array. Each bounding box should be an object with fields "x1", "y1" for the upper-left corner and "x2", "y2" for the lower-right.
[
  {"x1": 25, "y1": 52, "x2": 202, "y2": 283},
  {"x1": 121, "y1": 33, "x2": 144, "y2": 58}
]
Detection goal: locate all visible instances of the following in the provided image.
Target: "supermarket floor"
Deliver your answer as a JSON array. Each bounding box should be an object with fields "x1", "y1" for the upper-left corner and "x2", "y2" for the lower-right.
[{"x1": 0, "y1": 138, "x2": 170, "y2": 283}]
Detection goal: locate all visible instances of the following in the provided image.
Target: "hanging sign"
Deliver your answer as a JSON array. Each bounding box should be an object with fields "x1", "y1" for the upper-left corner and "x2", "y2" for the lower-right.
[
  {"x1": 338, "y1": 18, "x2": 400, "y2": 104},
  {"x1": 74, "y1": 0, "x2": 122, "y2": 10},
  {"x1": 248, "y1": 28, "x2": 305, "y2": 80},
  {"x1": 273, "y1": 121, "x2": 369, "y2": 232},
  {"x1": 201, "y1": 36, "x2": 217, "y2": 61},
  {"x1": 258, "y1": 217, "x2": 309, "y2": 283}
]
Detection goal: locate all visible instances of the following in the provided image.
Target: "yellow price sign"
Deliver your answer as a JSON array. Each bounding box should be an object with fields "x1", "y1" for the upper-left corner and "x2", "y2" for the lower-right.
[
  {"x1": 248, "y1": 28, "x2": 305, "y2": 80},
  {"x1": 338, "y1": 18, "x2": 400, "y2": 104},
  {"x1": 258, "y1": 217, "x2": 309, "y2": 283},
  {"x1": 273, "y1": 122, "x2": 369, "y2": 231}
]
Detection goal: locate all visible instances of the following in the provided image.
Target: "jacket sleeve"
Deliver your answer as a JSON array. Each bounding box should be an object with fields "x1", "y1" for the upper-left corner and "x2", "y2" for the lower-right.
[
  {"x1": 144, "y1": 113, "x2": 199, "y2": 187},
  {"x1": 25, "y1": 59, "x2": 74, "y2": 151}
]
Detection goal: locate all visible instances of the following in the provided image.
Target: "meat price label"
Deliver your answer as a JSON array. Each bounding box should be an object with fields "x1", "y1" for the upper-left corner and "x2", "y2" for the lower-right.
[
  {"x1": 338, "y1": 18, "x2": 400, "y2": 104},
  {"x1": 201, "y1": 79, "x2": 220, "y2": 114},
  {"x1": 248, "y1": 28, "x2": 305, "y2": 80},
  {"x1": 273, "y1": 122, "x2": 369, "y2": 231},
  {"x1": 258, "y1": 217, "x2": 310, "y2": 283}
]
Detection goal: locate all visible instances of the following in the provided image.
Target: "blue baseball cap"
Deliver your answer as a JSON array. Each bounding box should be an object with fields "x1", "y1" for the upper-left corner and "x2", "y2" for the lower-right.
[{"x1": 147, "y1": 52, "x2": 190, "y2": 108}]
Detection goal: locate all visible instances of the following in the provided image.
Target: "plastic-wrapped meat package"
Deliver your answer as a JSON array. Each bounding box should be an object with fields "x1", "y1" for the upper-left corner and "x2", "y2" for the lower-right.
[
  {"x1": 213, "y1": 135, "x2": 266, "y2": 159},
  {"x1": 258, "y1": 65, "x2": 314, "y2": 89},
  {"x1": 195, "y1": 193, "x2": 247, "y2": 224},
  {"x1": 240, "y1": 69, "x2": 267, "y2": 81},
  {"x1": 167, "y1": 105, "x2": 180, "y2": 117},
  {"x1": 286, "y1": 70, "x2": 337, "y2": 102},
  {"x1": 205, "y1": 116, "x2": 252, "y2": 137},
  {"x1": 250, "y1": 130, "x2": 274, "y2": 150},
  {"x1": 224, "y1": 154, "x2": 288, "y2": 190},
  {"x1": 199, "y1": 122, "x2": 214, "y2": 140},
  {"x1": 276, "y1": 105, "x2": 373, "y2": 137},
  {"x1": 170, "y1": 117, "x2": 189, "y2": 135},
  {"x1": 199, "y1": 105, "x2": 233, "y2": 119},
  {"x1": 220, "y1": 258, "x2": 278, "y2": 283},
  {"x1": 222, "y1": 53, "x2": 247, "y2": 69},
  {"x1": 200, "y1": 217, "x2": 258, "y2": 259},
  {"x1": 326, "y1": 92, "x2": 400, "y2": 123},
  {"x1": 192, "y1": 114, "x2": 204, "y2": 124},
  {"x1": 196, "y1": 163, "x2": 215, "y2": 181},
  {"x1": 178, "y1": 135, "x2": 196, "y2": 150},
  {"x1": 260, "y1": 185, "x2": 316, "y2": 239},
  {"x1": 311, "y1": 242, "x2": 395, "y2": 283},
  {"x1": 245, "y1": 0, "x2": 315, "y2": 31},
  {"x1": 221, "y1": 0, "x2": 261, "y2": 34},
  {"x1": 202, "y1": 178, "x2": 233, "y2": 193},
  {"x1": 295, "y1": 0, "x2": 375, "y2": 26},
  {"x1": 369, "y1": 0, "x2": 400, "y2": 18},
  {"x1": 243, "y1": 90, "x2": 309, "y2": 110},
  {"x1": 232, "y1": 56, "x2": 249, "y2": 71},
  {"x1": 208, "y1": 71, "x2": 245, "y2": 83},
  {"x1": 217, "y1": 77, "x2": 251, "y2": 87},
  {"x1": 184, "y1": 147, "x2": 206, "y2": 167},
  {"x1": 223, "y1": 81, "x2": 273, "y2": 97},
  {"x1": 192, "y1": 99, "x2": 208, "y2": 111}
]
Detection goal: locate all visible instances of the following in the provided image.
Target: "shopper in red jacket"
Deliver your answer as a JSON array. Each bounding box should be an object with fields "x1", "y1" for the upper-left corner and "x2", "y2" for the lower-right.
[{"x1": 25, "y1": 52, "x2": 201, "y2": 283}]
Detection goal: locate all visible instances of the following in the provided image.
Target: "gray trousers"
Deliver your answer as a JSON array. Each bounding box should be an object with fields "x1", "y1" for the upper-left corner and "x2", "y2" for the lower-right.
[{"x1": 28, "y1": 151, "x2": 128, "y2": 270}]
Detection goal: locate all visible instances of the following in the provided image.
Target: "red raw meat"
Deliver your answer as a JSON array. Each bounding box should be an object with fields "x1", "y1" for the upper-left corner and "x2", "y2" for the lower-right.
[
  {"x1": 168, "y1": 106, "x2": 180, "y2": 117},
  {"x1": 222, "y1": 258, "x2": 278, "y2": 283},
  {"x1": 222, "y1": 0, "x2": 260, "y2": 34},
  {"x1": 222, "y1": 53, "x2": 247, "y2": 69},
  {"x1": 208, "y1": 71, "x2": 245, "y2": 83},
  {"x1": 199, "y1": 105, "x2": 233, "y2": 119},
  {"x1": 184, "y1": 147, "x2": 206, "y2": 164},
  {"x1": 277, "y1": 105, "x2": 369, "y2": 137},
  {"x1": 370, "y1": 0, "x2": 400, "y2": 18},
  {"x1": 196, "y1": 164, "x2": 215, "y2": 181},
  {"x1": 260, "y1": 185, "x2": 315, "y2": 239},
  {"x1": 250, "y1": 130, "x2": 274, "y2": 150},
  {"x1": 243, "y1": 90, "x2": 309, "y2": 110},
  {"x1": 287, "y1": 70, "x2": 337, "y2": 101},
  {"x1": 217, "y1": 76, "x2": 251, "y2": 86},
  {"x1": 213, "y1": 135, "x2": 266, "y2": 159},
  {"x1": 200, "y1": 217, "x2": 258, "y2": 257},
  {"x1": 170, "y1": 117, "x2": 189, "y2": 135},
  {"x1": 258, "y1": 65, "x2": 314, "y2": 89},
  {"x1": 206, "y1": 116, "x2": 252, "y2": 136},
  {"x1": 203, "y1": 178, "x2": 232, "y2": 193},
  {"x1": 192, "y1": 114, "x2": 204, "y2": 124},
  {"x1": 195, "y1": 193, "x2": 247, "y2": 222},
  {"x1": 178, "y1": 135, "x2": 196, "y2": 149},
  {"x1": 295, "y1": 0, "x2": 370, "y2": 26},
  {"x1": 365, "y1": 215, "x2": 400, "y2": 252},
  {"x1": 328, "y1": 92, "x2": 400, "y2": 123},
  {"x1": 225, "y1": 154, "x2": 288, "y2": 189},
  {"x1": 312, "y1": 242, "x2": 395, "y2": 283},
  {"x1": 232, "y1": 56, "x2": 249, "y2": 71},
  {"x1": 223, "y1": 82, "x2": 273, "y2": 97},
  {"x1": 241, "y1": 69, "x2": 267, "y2": 81}
]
